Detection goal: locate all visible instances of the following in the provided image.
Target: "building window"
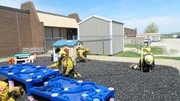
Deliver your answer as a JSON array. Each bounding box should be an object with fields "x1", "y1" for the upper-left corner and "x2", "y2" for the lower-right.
[
  {"x1": 52, "y1": 28, "x2": 60, "y2": 39},
  {"x1": 45, "y1": 27, "x2": 52, "y2": 39},
  {"x1": 66, "y1": 28, "x2": 77, "y2": 40}
]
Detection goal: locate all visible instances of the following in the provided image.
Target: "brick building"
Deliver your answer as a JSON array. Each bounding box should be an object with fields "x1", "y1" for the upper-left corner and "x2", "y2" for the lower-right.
[
  {"x1": 0, "y1": 1, "x2": 78, "y2": 57},
  {"x1": 124, "y1": 27, "x2": 137, "y2": 37}
]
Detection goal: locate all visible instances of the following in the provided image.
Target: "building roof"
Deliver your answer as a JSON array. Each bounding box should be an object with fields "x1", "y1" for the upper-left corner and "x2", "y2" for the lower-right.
[
  {"x1": 0, "y1": 5, "x2": 30, "y2": 14},
  {"x1": 37, "y1": 11, "x2": 78, "y2": 28},
  {"x1": 78, "y1": 15, "x2": 124, "y2": 25},
  {"x1": 52, "y1": 40, "x2": 82, "y2": 47}
]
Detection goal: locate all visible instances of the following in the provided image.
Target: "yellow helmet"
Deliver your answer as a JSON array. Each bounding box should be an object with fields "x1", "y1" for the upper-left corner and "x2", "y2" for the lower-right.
[
  {"x1": 144, "y1": 47, "x2": 151, "y2": 53},
  {"x1": 85, "y1": 48, "x2": 90, "y2": 53},
  {"x1": 58, "y1": 50, "x2": 67, "y2": 57},
  {"x1": 145, "y1": 55, "x2": 153, "y2": 64}
]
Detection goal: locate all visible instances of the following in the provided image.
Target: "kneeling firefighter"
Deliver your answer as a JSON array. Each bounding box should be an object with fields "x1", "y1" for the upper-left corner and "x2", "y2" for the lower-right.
[
  {"x1": 47, "y1": 48, "x2": 81, "y2": 79},
  {"x1": 130, "y1": 47, "x2": 155, "y2": 72},
  {"x1": 76, "y1": 47, "x2": 90, "y2": 62},
  {"x1": 0, "y1": 81, "x2": 25, "y2": 101}
]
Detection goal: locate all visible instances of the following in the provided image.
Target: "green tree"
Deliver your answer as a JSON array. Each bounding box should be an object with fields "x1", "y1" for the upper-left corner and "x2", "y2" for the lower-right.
[{"x1": 144, "y1": 22, "x2": 159, "y2": 33}]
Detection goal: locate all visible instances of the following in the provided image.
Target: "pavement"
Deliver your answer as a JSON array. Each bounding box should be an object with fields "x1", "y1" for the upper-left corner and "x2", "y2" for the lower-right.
[{"x1": 87, "y1": 55, "x2": 180, "y2": 69}]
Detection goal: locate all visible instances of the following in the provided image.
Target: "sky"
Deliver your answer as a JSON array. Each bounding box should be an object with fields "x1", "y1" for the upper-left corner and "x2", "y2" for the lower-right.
[{"x1": 0, "y1": 0, "x2": 180, "y2": 34}]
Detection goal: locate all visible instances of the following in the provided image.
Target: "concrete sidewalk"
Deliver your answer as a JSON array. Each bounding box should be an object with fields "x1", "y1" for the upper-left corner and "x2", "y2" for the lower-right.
[{"x1": 87, "y1": 55, "x2": 180, "y2": 69}]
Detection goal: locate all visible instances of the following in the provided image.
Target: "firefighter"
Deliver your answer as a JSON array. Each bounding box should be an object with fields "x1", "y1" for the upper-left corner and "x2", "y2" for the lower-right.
[
  {"x1": 76, "y1": 47, "x2": 90, "y2": 62},
  {"x1": 0, "y1": 81, "x2": 25, "y2": 101},
  {"x1": 130, "y1": 47, "x2": 155, "y2": 72},
  {"x1": 47, "y1": 50, "x2": 81, "y2": 79},
  {"x1": 48, "y1": 49, "x2": 66, "y2": 69}
]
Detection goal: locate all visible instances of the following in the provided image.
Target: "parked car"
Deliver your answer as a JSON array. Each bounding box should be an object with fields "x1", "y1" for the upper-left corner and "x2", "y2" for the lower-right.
[
  {"x1": 143, "y1": 39, "x2": 151, "y2": 46},
  {"x1": 177, "y1": 35, "x2": 180, "y2": 38}
]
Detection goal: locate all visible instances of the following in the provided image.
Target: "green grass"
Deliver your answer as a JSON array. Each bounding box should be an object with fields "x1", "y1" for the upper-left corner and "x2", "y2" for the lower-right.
[
  {"x1": 124, "y1": 43, "x2": 143, "y2": 49},
  {"x1": 151, "y1": 46, "x2": 164, "y2": 55},
  {"x1": 115, "y1": 51, "x2": 180, "y2": 61},
  {"x1": 125, "y1": 43, "x2": 164, "y2": 55},
  {"x1": 124, "y1": 43, "x2": 136, "y2": 48},
  {"x1": 124, "y1": 43, "x2": 144, "y2": 51},
  {"x1": 155, "y1": 56, "x2": 180, "y2": 61},
  {"x1": 115, "y1": 51, "x2": 140, "y2": 57}
]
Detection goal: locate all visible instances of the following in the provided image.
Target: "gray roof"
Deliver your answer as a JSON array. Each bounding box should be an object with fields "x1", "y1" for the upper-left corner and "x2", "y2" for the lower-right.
[{"x1": 78, "y1": 15, "x2": 124, "y2": 25}]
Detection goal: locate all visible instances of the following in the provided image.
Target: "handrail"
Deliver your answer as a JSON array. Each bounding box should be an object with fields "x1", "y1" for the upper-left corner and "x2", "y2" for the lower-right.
[{"x1": 130, "y1": 40, "x2": 145, "y2": 52}]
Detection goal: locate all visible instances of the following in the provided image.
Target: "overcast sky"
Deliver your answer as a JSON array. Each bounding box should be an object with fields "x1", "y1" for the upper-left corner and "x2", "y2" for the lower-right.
[{"x1": 0, "y1": 0, "x2": 180, "y2": 34}]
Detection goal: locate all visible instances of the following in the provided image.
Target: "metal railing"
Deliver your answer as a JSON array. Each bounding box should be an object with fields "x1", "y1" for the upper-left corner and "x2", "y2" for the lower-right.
[{"x1": 130, "y1": 40, "x2": 145, "y2": 52}]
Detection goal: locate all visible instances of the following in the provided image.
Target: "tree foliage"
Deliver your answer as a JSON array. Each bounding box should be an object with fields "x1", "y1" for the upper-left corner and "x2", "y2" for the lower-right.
[{"x1": 144, "y1": 22, "x2": 159, "y2": 33}]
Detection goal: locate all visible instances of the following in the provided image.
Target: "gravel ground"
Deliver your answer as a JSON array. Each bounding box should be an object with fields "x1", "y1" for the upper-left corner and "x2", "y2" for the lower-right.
[{"x1": 0, "y1": 57, "x2": 180, "y2": 101}]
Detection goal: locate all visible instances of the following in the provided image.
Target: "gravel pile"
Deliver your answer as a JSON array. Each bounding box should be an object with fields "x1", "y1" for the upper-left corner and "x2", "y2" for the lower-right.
[{"x1": 0, "y1": 57, "x2": 180, "y2": 101}]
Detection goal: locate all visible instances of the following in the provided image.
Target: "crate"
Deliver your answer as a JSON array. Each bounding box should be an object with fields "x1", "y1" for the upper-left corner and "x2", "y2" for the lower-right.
[
  {"x1": 29, "y1": 76, "x2": 114, "y2": 101},
  {"x1": 0, "y1": 64, "x2": 115, "y2": 101},
  {"x1": 0, "y1": 63, "x2": 59, "y2": 96}
]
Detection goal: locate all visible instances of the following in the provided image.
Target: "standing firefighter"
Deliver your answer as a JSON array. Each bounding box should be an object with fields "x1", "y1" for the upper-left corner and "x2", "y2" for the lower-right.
[
  {"x1": 0, "y1": 81, "x2": 25, "y2": 101},
  {"x1": 130, "y1": 47, "x2": 155, "y2": 72},
  {"x1": 76, "y1": 48, "x2": 90, "y2": 62},
  {"x1": 47, "y1": 48, "x2": 81, "y2": 79}
]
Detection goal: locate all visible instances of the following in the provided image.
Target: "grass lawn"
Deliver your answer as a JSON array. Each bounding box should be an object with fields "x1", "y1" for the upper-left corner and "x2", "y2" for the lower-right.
[
  {"x1": 124, "y1": 43, "x2": 143, "y2": 49},
  {"x1": 125, "y1": 43, "x2": 164, "y2": 55},
  {"x1": 124, "y1": 43, "x2": 136, "y2": 48},
  {"x1": 115, "y1": 51, "x2": 180, "y2": 61},
  {"x1": 151, "y1": 46, "x2": 164, "y2": 55},
  {"x1": 115, "y1": 51, "x2": 140, "y2": 57},
  {"x1": 155, "y1": 56, "x2": 180, "y2": 61}
]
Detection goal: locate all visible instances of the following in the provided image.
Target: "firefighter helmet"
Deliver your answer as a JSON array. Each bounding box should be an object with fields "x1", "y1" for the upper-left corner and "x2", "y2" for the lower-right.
[
  {"x1": 59, "y1": 50, "x2": 67, "y2": 56},
  {"x1": 144, "y1": 47, "x2": 151, "y2": 53},
  {"x1": 144, "y1": 55, "x2": 153, "y2": 64},
  {"x1": 85, "y1": 48, "x2": 90, "y2": 53},
  {"x1": 57, "y1": 50, "x2": 67, "y2": 60}
]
